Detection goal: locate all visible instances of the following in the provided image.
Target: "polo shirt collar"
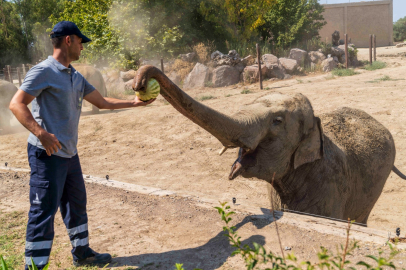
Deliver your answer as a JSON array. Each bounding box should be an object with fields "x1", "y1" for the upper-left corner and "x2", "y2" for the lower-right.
[{"x1": 47, "y1": 56, "x2": 76, "y2": 72}]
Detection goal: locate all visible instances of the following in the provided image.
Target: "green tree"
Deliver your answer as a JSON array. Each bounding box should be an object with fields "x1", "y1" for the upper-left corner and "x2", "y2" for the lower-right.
[
  {"x1": 0, "y1": 0, "x2": 29, "y2": 67},
  {"x1": 259, "y1": 0, "x2": 326, "y2": 48},
  {"x1": 49, "y1": 0, "x2": 122, "y2": 66},
  {"x1": 13, "y1": 0, "x2": 65, "y2": 62},
  {"x1": 394, "y1": 16, "x2": 406, "y2": 42},
  {"x1": 199, "y1": 0, "x2": 276, "y2": 43}
]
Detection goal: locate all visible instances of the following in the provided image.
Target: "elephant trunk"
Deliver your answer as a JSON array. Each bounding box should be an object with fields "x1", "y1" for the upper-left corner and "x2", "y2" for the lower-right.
[{"x1": 133, "y1": 65, "x2": 248, "y2": 149}]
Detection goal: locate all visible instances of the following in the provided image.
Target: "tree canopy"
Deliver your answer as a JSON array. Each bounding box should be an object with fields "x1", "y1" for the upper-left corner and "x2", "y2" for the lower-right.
[
  {"x1": 394, "y1": 16, "x2": 406, "y2": 42},
  {"x1": 1, "y1": 0, "x2": 326, "y2": 69}
]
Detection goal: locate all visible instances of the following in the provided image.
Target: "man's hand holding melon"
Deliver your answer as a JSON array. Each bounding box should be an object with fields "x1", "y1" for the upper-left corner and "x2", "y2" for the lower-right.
[{"x1": 133, "y1": 78, "x2": 160, "y2": 107}]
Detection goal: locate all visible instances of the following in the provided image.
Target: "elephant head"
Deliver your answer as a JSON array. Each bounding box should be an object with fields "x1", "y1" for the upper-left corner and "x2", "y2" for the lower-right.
[{"x1": 133, "y1": 66, "x2": 324, "y2": 185}]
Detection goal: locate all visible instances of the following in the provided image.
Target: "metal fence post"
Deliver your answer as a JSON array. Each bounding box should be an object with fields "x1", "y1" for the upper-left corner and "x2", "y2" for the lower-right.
[
  {"x1": 345, "y1": 34, "x2": 348, "y2": 69},
  {"x1": 256, "y1": 43, "x2": 263, "y2": 90},
  {"x1": 369, "y1": 34, "x2": 373, "y2": 65},
  {"x1": 373, "y1": 35, "x2": 377, "y2": 62}
]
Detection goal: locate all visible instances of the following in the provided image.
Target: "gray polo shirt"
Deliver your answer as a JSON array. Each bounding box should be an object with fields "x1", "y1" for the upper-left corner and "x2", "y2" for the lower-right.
[{"x1": 20, "y1": 56, "x2": 95, "y2": 158}]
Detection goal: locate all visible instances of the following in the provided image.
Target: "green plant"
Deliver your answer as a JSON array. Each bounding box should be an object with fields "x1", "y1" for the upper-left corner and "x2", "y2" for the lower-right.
[
  {"x1": 214, "y1": 202, "x2": 403, "y2": 270},
  {"x1": 296, "y1": 79, "x2": 303, "y2": 84},
  {"x1": 331, "y1": 68, "x2": 359, "y2": 77},
  {"x1": 199, "y1": 95, "x2": 215, "y2": 101},
  {"x1": 241, "y1": 89, "x2": 251, "y2": 94},
  {"x1": 394, "y1": 16, "x2": 406, "y2": 42},
  {"x1": 204, "y1": 81, "x2": 214, "y2": 88},
  {"x1": 364, "y1": 61, "x2": 387, "y2": 71}
]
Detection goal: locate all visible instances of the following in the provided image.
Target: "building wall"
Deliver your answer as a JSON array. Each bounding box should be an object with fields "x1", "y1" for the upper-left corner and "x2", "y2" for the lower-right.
[{"x1": 319, "y1": 0, "x2": 393, "y2": 48}]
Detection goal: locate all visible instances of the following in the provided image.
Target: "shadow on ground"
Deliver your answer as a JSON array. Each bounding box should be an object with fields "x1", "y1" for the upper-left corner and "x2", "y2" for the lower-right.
[{"x1": 112, "y1": 213, "x2": 282, "y2": 270}]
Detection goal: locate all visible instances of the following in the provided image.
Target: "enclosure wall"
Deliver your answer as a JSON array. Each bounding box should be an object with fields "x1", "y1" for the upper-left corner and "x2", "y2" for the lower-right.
[{"x1": 319, "y1": 0, "x2": 393, "y2": 48}]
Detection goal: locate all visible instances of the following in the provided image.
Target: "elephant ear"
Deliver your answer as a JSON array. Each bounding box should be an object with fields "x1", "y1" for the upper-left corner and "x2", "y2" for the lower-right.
[{"x1": 294, "y1": 117, "x2": 324, "y2": 169}]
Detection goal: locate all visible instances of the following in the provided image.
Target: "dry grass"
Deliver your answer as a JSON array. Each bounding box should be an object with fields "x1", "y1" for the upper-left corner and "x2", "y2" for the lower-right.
[
  {"x1": 170, "y1": 59, "x2": 195, "y2": 81},
  {"x1": 193, "y1": 42, "x2": 215, "y2": 64}
]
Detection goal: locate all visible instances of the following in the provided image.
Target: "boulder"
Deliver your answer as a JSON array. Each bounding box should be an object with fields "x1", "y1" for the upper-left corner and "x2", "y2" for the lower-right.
[
  {"x1": 242, "y1": 65, "x2": 268, "y2": 83},
  {"x1": 279, "y1": 58, "x2": 298, "y2": 74},
  {"x1": 183, "y1": 63, "x2": 210, "y2": 89},
  {"x1": 266, "y1": 64, "x2": 286, "y2": 79},
  {"x1": 308, "y1": 51, "x2": 326, "y2": 64},
  {"x1": 322, "y1": 58, "x2": 337, "y2": 72},
  {"x1": 211, "y1": 50, "x2": 224, "y2": 60},
  {"x1": 179, "y1": 52, "x2": 196, "y2": 62},
  {"x1": 261, "y1": 54, "x2": 279, "y2": 66},
  {"x1": 212, "y1": 65, "x2": 240, "y2": 87},
  {"x1": 120, "y1": 69, "x2": 137, "y2": 82},
  {"x1": 289, "y1": 48, "x2": 308, "y2": 64},
  {"x1": 331, "y1": 47, "x2": 345, "y2": 57},
  {"x1": 168, "y1": 71, "x2": 181, "y2": 85},
  {"x1": 396, "y1": 43, "x2": 406, "y2": 48},
  {"x1": 242, "y1": 55, "x2": 253, "y2": 65},
  {"x1": 234, "y1": 62, "x2": 246, "y2": 73}
]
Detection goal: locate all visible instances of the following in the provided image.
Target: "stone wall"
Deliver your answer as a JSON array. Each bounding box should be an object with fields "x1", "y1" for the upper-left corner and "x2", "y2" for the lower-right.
[{"x1": 319, "y1": 0, "x2": 393, "y2": 48}]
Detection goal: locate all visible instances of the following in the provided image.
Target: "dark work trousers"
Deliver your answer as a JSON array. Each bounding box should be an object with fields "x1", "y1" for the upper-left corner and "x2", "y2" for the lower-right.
[{"x1": 25, "y1": 144, "x2": 92, "y2": 269}]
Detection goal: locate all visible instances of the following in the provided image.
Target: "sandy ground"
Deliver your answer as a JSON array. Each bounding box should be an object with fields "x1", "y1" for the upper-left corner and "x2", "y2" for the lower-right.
[
  {"x1": 2, "y1": 170, "x2": 406, "y2": 270},
  {"x1": 1, "y1": 45, "x2": 406, "y2": 252}
]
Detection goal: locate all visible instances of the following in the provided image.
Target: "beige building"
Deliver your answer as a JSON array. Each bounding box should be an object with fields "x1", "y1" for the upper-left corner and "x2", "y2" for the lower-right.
[{"x1": 319, "y1": 0, "x2": 393, "y2": 48}]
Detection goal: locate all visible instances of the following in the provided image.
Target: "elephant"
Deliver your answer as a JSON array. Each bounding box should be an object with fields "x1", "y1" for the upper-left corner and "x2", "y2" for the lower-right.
[
  {"x1": 0, "y1": 79, "x2": 18, "y2": 128},
  {"x1": 72, "y1": 64, "x2": 107, "y2": 113},
  {"x1": 133, "y1": 65, "x2": 406, "y2": 224}
]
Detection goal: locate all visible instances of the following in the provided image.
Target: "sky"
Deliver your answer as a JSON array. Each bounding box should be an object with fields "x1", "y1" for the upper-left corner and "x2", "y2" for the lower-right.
[{"x1": 319, "y1": 0, "x2": 405, "y2": 22}]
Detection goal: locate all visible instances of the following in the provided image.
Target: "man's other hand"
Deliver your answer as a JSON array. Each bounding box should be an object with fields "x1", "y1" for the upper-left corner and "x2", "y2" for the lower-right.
[
  {"x1": 133, "y1": 96, "x2": 156, "y2": 107},
  {"x1": 38, "y1": 131, "x2": 62, "y2": 156}
]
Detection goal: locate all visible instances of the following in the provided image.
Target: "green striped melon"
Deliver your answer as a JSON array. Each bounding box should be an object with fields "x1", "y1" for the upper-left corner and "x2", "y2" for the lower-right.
[{"x1": 136, "y1": 78, "x2": 160, "y2": 101}]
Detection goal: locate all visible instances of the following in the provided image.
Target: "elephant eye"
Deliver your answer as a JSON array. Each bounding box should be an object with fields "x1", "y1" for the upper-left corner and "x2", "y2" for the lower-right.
[{"x1": 273, "y1": 117, "x2": 283, "y2": 125}]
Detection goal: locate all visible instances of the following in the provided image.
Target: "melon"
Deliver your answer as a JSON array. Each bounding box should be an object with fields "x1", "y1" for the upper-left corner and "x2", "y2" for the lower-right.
[{"x1": 136, "y1": 78, "x2": 160, "y2": 101}]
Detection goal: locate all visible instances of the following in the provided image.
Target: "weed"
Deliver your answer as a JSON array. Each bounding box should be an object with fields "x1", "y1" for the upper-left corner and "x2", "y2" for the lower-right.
[
  {"x1": 241, "y1": 89, "x2": 251, "y2": 94},
  {"x1": 214, "y1": 202, "x2": 402, "y2": 270},
  {"x1": 331, "y1": 68, "x2": 359, "y2": 77},
  {"x1": 199, "y1": 95, "x2": 215, "y2": 101},
  {"x1": 204, "y1": 81, "x2": 214, "y2": 88},
  {"x1": 364, "y1": 61, "x2": 387, "y2": 71},
  {"x1": 296, "y1": 79, "x2": 303, "y2": 84},
  {"x1": 225, "y1": 94, "x2": 232, "y2": 97},
  {"x1": 264, "y1": 87, "x2": 270, "y2": 90},
  {"x1": 325, "y1": 74, "x2": 336, "y2": 80},
  {"x1": 367, "y1": 75, "x2": 404, "y2": 83}
]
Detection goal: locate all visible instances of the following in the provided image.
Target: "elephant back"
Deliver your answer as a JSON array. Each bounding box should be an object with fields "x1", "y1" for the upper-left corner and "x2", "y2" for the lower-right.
[
  {"x1": 319, "y1": 107, "x2": 395, "y2": 221},
  {"x1": 72, "y1": 64, "x2": 107, "y2": 97}
]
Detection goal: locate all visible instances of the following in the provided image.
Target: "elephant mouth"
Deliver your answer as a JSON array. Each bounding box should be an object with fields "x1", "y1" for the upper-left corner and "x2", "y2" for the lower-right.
[{"x1": 229, "y1": 148, "x2": 256, "y2": 180}]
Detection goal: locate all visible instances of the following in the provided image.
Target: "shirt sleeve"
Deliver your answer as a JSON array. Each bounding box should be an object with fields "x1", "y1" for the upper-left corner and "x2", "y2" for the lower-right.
[
  {"x1": 19, "y1": 66, "x2": 48, "y2": 97},
  {"x1": 83, "y1": 78, "x2": 96, "y2": 97}
]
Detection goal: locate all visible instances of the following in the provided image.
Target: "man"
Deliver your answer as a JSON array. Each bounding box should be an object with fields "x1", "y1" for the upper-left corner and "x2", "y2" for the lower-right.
[{"x1": 9, "y1": 21, "x2": 155, "y2": 269}]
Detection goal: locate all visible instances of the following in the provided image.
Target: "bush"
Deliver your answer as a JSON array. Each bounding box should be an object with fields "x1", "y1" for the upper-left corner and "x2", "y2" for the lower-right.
[
  {"x1": 170, "y1": 59, "x2": 195, "y2": 81},
  {"x1": 394, "y1": 16, "x2": 406, "y2": 42},
  {"x1": 214, "y1": 202, "x2": 402, "y2": 270},
  {"x1": 364, "y1": 61, "x2": 387, "y2": 71}
]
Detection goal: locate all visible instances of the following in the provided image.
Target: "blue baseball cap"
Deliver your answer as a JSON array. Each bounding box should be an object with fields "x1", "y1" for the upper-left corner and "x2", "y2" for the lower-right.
[{"x1": 50, "y1": 21, "x2": 92, "y2": 43}]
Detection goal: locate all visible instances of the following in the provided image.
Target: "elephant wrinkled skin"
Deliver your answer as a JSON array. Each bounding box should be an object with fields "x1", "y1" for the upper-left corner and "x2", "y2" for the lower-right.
[
  {"x1": 72, "y1": 64, "x2": 107, "y2": 113},
  {"x1": 133, "y1": 65, "x2": 403, "y2": 224},
  {"x1": 0, "y1": 79, "x2": 18, "y2": 128}
]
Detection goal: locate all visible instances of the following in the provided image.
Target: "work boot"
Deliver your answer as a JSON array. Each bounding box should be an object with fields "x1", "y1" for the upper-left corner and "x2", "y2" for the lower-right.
[{"x1": 73, "y1": 248, "x2": 112, "y2": 267}]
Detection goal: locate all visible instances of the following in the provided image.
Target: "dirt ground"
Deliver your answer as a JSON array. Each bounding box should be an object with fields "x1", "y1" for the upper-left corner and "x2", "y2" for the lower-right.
[
  {"x1": 2, "y1": 170, "x2": 406, "y2": 270},
  {"x1": 2, "y1": 45, "x2": 406, "y2": 268}
]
